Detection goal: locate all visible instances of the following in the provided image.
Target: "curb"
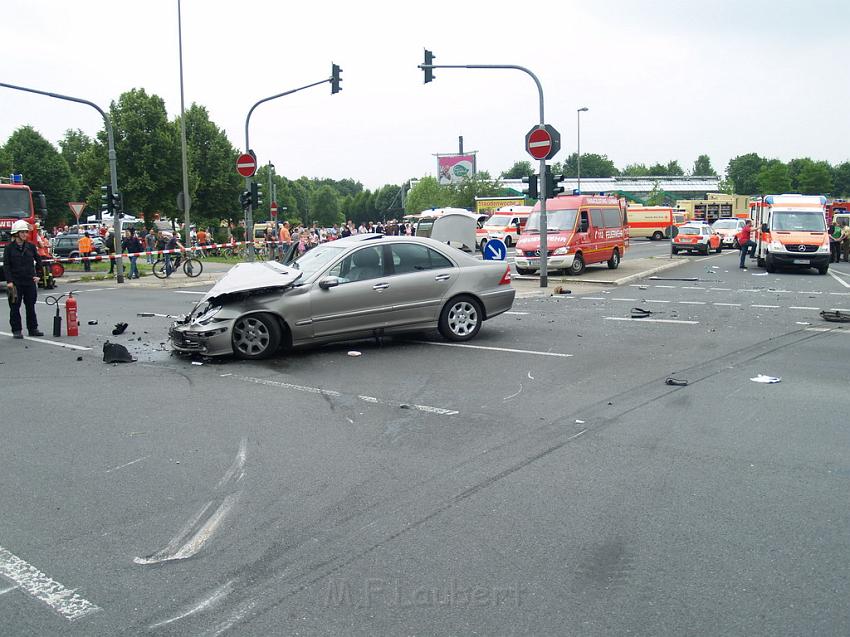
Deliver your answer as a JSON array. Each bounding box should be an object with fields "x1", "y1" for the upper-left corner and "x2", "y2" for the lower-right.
[{"x1": 511, "y1": 258, "x2": 684, "y2": 294}]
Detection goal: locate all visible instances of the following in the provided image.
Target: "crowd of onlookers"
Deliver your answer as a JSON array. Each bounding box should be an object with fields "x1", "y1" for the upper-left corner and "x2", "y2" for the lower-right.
[{"x1": 828, "y1": 219, "x2": 850, "y2": 263}]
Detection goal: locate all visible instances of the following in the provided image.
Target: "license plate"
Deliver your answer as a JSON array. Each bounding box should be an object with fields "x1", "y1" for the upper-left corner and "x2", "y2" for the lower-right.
[
  {"x1": 526, "y1": 258, "x2": 540, "y2": 266},
  {"x1": 793, "y1": 259, "x2": 810, "y2": 265}
]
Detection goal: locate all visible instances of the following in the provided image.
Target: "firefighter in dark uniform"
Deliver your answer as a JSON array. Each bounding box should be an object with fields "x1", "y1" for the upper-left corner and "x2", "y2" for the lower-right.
[{"x1": 4, "y1": 220, "x2": 44, "y2": 339}]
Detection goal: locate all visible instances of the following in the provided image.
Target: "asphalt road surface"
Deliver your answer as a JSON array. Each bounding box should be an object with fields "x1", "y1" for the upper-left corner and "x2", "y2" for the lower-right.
[{"x1": 1, "y1": 250, "x2": 848, "y2": 636}]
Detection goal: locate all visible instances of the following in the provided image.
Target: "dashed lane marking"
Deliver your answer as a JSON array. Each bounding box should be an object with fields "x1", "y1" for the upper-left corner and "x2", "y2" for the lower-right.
[
  {"x1": 679, "y1": 301, "x2": 706, "y2": 305},
  {"x1": 0, "y1": 545, "x2": 101, "y2": 621},
  {"x1": 644, "y1": 299, "x2": 670, "y2": 303},
  {"x1": 752, "y1": 304, "x2": 780, "y2": 309},
  {"x1": 503, "y1": 311, "x2": 529, "y2": 315},
  {"x1": 415, "y1": 340, "x2": 573, "y2": 358},
  {"x1": 788, "y1": 306, "x2": 820, "y2": 311},
  {"x1": 174, "y1": 290, "x2": 207, "y2": 295},
  {"x1": 0, "y1": 331, "x2": 92, "y2": 351},
  {"x1": 604, "y1": 317, "x2": 699, "y2": 325},
  {"x1": 713, "y1": 302, "x2": 741, "y2": 307}
]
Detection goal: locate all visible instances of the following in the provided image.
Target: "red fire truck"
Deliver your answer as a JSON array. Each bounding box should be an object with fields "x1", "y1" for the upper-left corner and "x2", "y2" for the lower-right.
[{"x1": 0, "y1": 174, "x2": 47, "y2": 281}]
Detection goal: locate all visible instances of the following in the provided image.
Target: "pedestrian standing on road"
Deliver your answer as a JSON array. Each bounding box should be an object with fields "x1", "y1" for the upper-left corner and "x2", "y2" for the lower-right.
[
  {"x1": 78, "y1": 232, "x2": 94, "y2": 272},
  {"x1": 145, "y1": 229, "x2": 156, "y2": 264},
  {"x1": 105, "y1": 230, "x2": 117, "y2": 275},
  {"x1": 4, "y1": 220, "x2": 44, "y2": 339},
  {"x1": 829, "y1": 221, "x2": 842, "y2": 263},
  {"x1": 841, "y1": 221, "x2": 850, "y2": 263},
  {"x1": 124, "y1": 229, "x2": 143, "y2": 279},
  {"x1": 736, "y1": 220, "x2": 756, "y2": 270}
]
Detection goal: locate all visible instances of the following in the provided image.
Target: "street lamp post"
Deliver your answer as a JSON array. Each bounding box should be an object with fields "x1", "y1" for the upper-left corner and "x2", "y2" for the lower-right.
[
  {"x1": 177, "y1": 0, "x2": 192, "y2": 258},
  {"x1": 577, "y1": 107, "x2": 588, "y2": 193}
]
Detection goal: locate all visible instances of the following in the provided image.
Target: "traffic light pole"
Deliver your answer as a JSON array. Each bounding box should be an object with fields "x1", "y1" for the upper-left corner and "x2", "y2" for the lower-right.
[
  {"x1": 0, "y1": 81, "x2": 124, "y2": 283},
  {"x1": 418, "y1": 62, "x2": 550, "y2": 287},
  {"x1": 244, "y1": 77, "x2": 333, "y2": 262}
]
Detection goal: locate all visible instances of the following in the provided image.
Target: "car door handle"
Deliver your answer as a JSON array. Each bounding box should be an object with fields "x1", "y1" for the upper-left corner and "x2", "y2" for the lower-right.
[
  {"x1": 434, "y1": 274, "x2": 451, "y2": 281},
  {"x1": 372, "y1": 282, "x2": 390, "y2": 290}
]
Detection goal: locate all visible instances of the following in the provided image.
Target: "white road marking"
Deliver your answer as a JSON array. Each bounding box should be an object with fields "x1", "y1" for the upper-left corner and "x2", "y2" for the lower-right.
[
  {"x1": 174, "y1": 290, "x2": 207, "y2": 295},
  {"x1": 679, "y1": 301, "x2": 706, "y2": 305},
  {"x1": 503, "y1": 311, "x2": 529, "y2": 315},
  {"x1": 829, "y1": 292, "x2": 850, "y2": 295},
  {"x1": 416, "y1": 340, "x2": 573, "y2": 358},
  {"x1": 105, "y1": 456, "x2": 149, "y2": 473},
  {"x1": 582, "y1": 297, "x2": 605, "y2": 300},
  {"x1": 604, "y1": 317, "x2": 699, "y2": 325},
  {"x1": 751, "y1": 304, "x2": 780, "y2": 309},
  {"x1": 710, "y1": 287, "x2": 731, "y2": 291},
  {"x1": 805, "y1": 327, "x2": 833, "y2": 332},
  {"x1": 682, "y1": 286, "x2": 705, "y2": 290},
  {"x1": 612, "y1": 298, "x2": 637, "y2": 302},
  {"x1": 644, "y1": 299, "x2": 670, "y2": 303},
  {"x1": 0, "y1": 332, "x2": 92, "y2": 351},
  {"x1": 0, "y1": 545, "x2": 101, "y2": 621},
  {"x1": 713, "y1": 302, "x2": 741, "y2": 307},
  {"x1": 235, "y1": 374, "x2": 459, "y2": 415},
  {"x1": 789, "y1": 306, "x2": 819, "y2": 311},
  {"x1": 828, "y1": 271, "x2": 850, "y2": 288},
  {"x1": 653, "y1": 285, "x2": 676, "y2": 288},
  {"x1": 73, "y1": 287, "x2": 118, "y2": 293}
]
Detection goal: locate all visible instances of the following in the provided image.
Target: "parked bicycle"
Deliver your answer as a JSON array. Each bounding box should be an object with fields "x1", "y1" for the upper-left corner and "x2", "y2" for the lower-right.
[{"x1": 152, "y1": 253, "x2": 203, "y2": 279}]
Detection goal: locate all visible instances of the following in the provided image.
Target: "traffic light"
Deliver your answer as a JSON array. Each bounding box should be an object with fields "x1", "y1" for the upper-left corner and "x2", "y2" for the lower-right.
[
  {"x1": 111, "y1": 190, "x2": 123, "y2": 217},
  {"x1": 101, "y1": 184, "x2": 114, "y2": 216},
  {"x1": 331, "y1": 63, "x2": 342, "y2": 94},
  {"x1": 239, "y1": 190, "x2": 252, "y2": 210},
  {"x1": 423, "y1": 49, "x2": 435, "y2": 84},
  {"x1": 521, "y1": 174, "x2": 538, "y2": 200},
  {"x1": 546, "y1": 166, "x2": 565, "y2": 197},
  {"x1": 251, "y1": 181, "x2": 262, "y2": 210}
]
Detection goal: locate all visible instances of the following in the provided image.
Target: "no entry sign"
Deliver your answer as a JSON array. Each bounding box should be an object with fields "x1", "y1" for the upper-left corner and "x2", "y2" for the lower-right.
[
  {"x1": 236, "y1": 153, "x2": 257, "y2": 177},
  {"x1": 525, "y1": 124, "x2": 561, "y2": 161}
]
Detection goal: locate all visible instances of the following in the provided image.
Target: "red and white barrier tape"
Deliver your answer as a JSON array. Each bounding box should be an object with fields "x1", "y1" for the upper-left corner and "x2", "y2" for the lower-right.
[{"x1": 43, "y1": 240, "x2": 288, "y2": 263}]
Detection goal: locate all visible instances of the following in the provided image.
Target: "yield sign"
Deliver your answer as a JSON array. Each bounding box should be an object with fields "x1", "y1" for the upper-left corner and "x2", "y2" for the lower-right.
[
  {"x1": 68, "y1": 202, "x2": 87, "y2": 220},
  {"x1": 236, "y1": 152, "x2": 257, "y2": 177},
  {"x1": 525, "y1": 124, "x2": 561, "y2": 161}
]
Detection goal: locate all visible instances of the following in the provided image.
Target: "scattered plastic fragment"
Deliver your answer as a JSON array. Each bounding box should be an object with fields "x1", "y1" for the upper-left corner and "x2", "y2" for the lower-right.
[
  {"x1": 191, "y1": 361, "x2": 203, "y2": 366},
  {"x1": 821, "y1": 310, "x2": 850, "y2": 323},
  {"x1": 347, "y1": 351, "x2": 362, "y2": 357},
  {"x1": 795, "y1": 322, "x2": 811, "y2": 326},
  {"x1": 631, "y1": 307, "x2": 653, "y2": 318},
  {"x1": 112, "y1": 322, "x2": 128, "y2": 336},
  {"x1": 553, "y1": 286, "x2": 571, "y2": 295},
  {"x1": 220, "y1": 373, "x2": 232, "y2": 377},
  {"x1": 751, "y1": 272, "x2": 768, "y2": 276},
  {"x1": 665, "y1": 377, "x2": 689, "y2": 386},
  {"x1": 88, "y1": 320, "x2": 98, "y2": 325},
  {"x1": 750, "y1": 374, "x2": 781, "y2": 384},
  {"x1": 399, "y1": 404, "x2": 411, "y2": 409},
  {"x1": 76, "y1": 356, "x2": 83, "y2": 361},
  {"x1": 527, "y1": 371, "x2": 534, "y2": 380},
  {"x1": 575, "y1": 419, "x2": 585, "y2": 424},
  {"x1": 103, "y1": 341, "x2": 135, "y2": 363}
]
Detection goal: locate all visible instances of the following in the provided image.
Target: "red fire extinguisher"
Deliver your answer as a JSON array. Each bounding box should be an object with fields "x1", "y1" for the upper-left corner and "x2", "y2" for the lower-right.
[{"x1": 66, "y1": 292, "x2": 79, "y2": 337}]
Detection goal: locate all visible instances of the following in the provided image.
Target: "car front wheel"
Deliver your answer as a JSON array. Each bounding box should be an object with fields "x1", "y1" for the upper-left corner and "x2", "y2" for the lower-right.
[
  {"x1": 439, "y1": 296, "x2": 482, "y2": 342},
  {"x1": 568, "y1": 253, "x2": 586, "y2": 275},
  {"x1": 607, "y1": 248, "x2": 620, "y2": 269},
  {"x1": 231, "y1": 313, "x2": 281, "y2": 359}
]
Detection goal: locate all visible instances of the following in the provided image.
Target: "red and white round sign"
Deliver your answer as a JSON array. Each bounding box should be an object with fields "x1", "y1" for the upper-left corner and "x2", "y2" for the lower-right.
[
  {"x1": 236, "y1": 153, "x2": 257, "y2": 177},
  {"x1": 526, "y1": 128, "x2": 553, "y2": 160}
]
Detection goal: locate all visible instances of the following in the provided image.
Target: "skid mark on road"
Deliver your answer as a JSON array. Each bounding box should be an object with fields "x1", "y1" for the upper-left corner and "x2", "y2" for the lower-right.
[{"x1": 0, "y1": 546, "x2": 101, "y2": 621}]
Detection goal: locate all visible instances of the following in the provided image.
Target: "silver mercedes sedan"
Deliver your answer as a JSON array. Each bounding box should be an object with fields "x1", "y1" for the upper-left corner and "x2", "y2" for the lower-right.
[{"x1": 170, "y1": 234, "x2": 516, "y2": 359}]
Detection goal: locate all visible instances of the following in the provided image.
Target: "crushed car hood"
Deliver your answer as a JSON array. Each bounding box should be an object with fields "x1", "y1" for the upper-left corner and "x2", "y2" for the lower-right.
[{"x1": 200, "y1": 261, "x2": 302, "y2": 303}]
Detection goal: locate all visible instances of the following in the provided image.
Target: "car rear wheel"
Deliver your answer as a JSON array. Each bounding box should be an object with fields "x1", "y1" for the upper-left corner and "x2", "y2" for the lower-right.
[
  {"x1": 651, "y1": 231, "x2": 664, "y2": 241},
  {"x1": 702, "y1": 243, "x2": 710, "y2": 255},
  {"x1": 607, "y1": 248, "x2": 620, "y2": 269},
  {"x1": 231, "y1": 313, "x2": 281, "y2": 359},
  {"x1": 504, "y1": 236, "x2": 512, "y2": 247},
  {"x1": 568, "y1": 253, "x2": 586, "y2": 275},
  {"x1": 439, "y1": 296, "x2": 482, "y2": 342}
]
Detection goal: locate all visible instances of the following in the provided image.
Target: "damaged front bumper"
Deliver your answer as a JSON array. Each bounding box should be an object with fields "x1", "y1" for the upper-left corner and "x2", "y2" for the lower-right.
[{"x1": 169, "y1": 315, "x2": 235, "y2": 356}]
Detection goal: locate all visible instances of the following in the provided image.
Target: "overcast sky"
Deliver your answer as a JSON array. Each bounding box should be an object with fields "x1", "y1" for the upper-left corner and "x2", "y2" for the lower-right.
[{"x1": 2, "y1": 0, "x2": 848, "y2": 189}]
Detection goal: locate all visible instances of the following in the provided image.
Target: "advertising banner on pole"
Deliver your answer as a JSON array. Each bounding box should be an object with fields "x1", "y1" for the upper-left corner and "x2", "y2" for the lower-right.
[{"x1": 437, "y1": 154, "x2": 476, "y2": 186}]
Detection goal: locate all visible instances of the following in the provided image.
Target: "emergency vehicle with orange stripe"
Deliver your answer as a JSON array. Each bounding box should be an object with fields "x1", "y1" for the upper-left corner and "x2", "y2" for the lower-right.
[
  {"x1": 514, "y1": 194, "x2": 628, "y2": 275},
  {"x1": 750, "y1": 194, "x2": 831, "y2": 274},
  {"x1": 626, "y1": 206, "x2": 685, "y2": 240}
]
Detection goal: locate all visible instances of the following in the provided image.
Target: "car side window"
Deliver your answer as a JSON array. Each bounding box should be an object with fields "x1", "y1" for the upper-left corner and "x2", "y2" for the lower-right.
[
  {"x1": 390, "y1": 243, "x2": 452, "y2": 274},
  {"x1": 327, "y1": 246, "x2": 384, "y2": 283},
  {"x1": 602, "y1": 209, "x2": 621, "y2": 228},
  {"x1": 590, "y1": 209, "x2": 604, "y2": 228}
]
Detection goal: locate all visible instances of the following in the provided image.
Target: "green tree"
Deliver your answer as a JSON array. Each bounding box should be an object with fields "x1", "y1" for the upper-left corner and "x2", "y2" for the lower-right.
[
  {"x1": 787, "y1": 157, "x2": 814, "y2": 191},
  {"x1": 448, "y1": 174, "x2": 504, "y2": 209},
  {"x1": 757, "y1": 160, "x2": 792, "y2": 194},
  {"x1": 4, "y1": 126, "x2": 75, "y2": 228},
  {"x1": 560, "y1": 153, "x2": 618, "y2": 178},
  {"x1": 726, "y1": 153, "x2": 764, "y2": 195},
  {"x1": 108, "y1": 88, "x2": 181, "y2": 220},
  {"x1": 404, "y1": 176, "x2": 452, "y2": 213},
  {"x1": 309, "y1": 185, "x2": 342, "y2": 226},
  {"x1": 832, "y1": 162, "x2": 850, "y2": 197},
  {"x1": 288, "y1": 178, "x2": 311, "y2": 224},
  {"x1": 692, "y1": 154, "x2": 717, "y2": 176},
  {"x1": 501, "y1": 160, "x2": 534, "y2": 179},
  {"x1": 177, "y1": 104, "x2": 242, "y2": 227},
  {"x1": 375, "y1": 184, "x2": 402, "y2": 219},
  {"x1": 621, "y1": 163, "x2": 651, "y2": 176},
  {"x1": 798, "y1": 161, "x2": 833, "y2": 195},
  {"x1": 0, "y1": 145, "x2": 13, "y2": 177},
  {"x1": 648, "y1": 160, "x2": 684, "y2": 176}
]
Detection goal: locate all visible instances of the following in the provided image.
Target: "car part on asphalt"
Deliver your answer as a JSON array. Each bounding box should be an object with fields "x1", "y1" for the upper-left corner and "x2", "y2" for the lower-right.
[
  {"x1": 112, "y1": 322, "x2": 128, "y2": 336},
  {"x1": 630, "y1": 307, "x2": 654, "y2": 318},
  {"x1": 665, "y1": 377, "x2": 689, "y2": 386},
  {"x1": 820, "y1": 310, "x2": 850, "y2": 322},
  {"x1": 750, "y1": 374, "x2": 781, "y2": 384},
  {"x1": 103, "y1": 341, "x2": 135, "y2": 363}
]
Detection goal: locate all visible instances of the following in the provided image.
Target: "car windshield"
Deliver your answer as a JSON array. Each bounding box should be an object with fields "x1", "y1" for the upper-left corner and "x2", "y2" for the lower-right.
[
  {"x1": 772, "y1": 211, "x2": 826, "y2": 232},
  {"x1": 484, "y1": 215, "x2": 512, "y2": 228},
  {"x1": 679, "y1": 226, "x2": 701, "y2": 235},
  {"x1": 0, "y1": 189, "x2": 31, "y2": 219},
  {"x1": 713, "y1": 220, "x2": 739, "y2": 229},
  {"x1": 525, "y1": 209, "x2": 577, "y2": 233},
  {"x1": 292, "y1": 244, "x2": 346, "y2": 278}
]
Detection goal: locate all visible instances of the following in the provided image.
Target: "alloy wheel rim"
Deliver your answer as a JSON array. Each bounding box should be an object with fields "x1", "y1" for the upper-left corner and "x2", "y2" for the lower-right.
[
  {"x1": 448, "y1": 302, "x2": 478, "y2": 336},
  {"x1": 233, "y1": 317, "x2": 270, "y2": 355}
]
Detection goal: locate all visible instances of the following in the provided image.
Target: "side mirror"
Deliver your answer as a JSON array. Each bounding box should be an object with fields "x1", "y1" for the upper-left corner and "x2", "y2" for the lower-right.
[
  {"x1": 761, "y1": 223, "x2": 769, "y2": 233},
  {"x1": 319, "y1": 276, "x2": 340, "y2": 290}
]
